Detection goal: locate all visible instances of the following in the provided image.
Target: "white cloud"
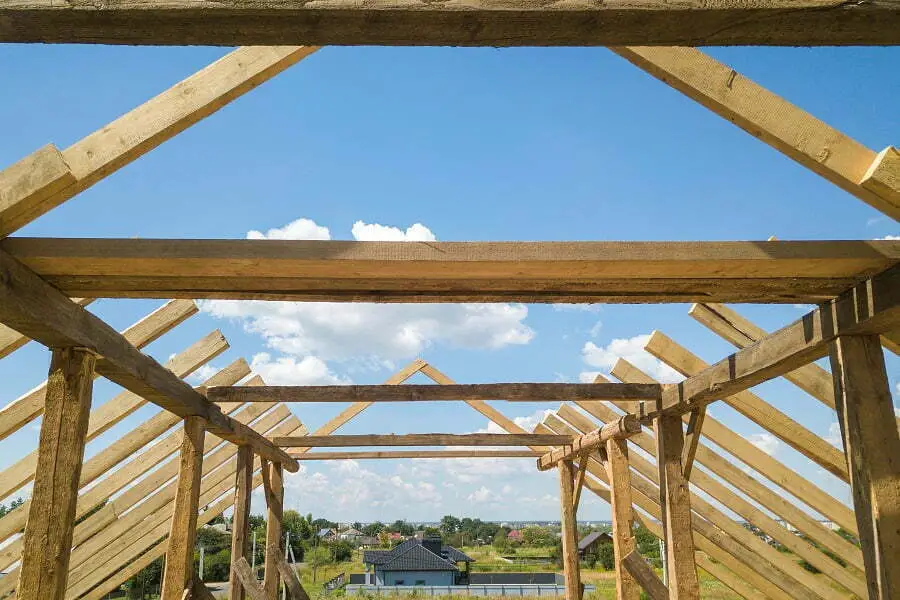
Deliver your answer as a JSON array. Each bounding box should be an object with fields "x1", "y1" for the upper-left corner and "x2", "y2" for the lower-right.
[
  {"x1": 579, "y1": 371, "x2": 603, "y2": 383},
  {"x1": 826, "y1": 422, "x2": 843, "y2": 447},
  {"x1": 187, "y1": 363, "x2": 222, "y2": 384},
  {"x1": 581, "y1": 335, "x2": 682, "y2": 383},
  {"x1": 876, "y1": 235, "x2": 900, "y2": 240},
  {"x1": 247, "y1": 218, "x2": 330, "y2": 240},
  {"x1": 748, "y1": 433, "x2": 780, "y2": 456},
  {"x1": 250, "y1": 353, "x2": 350, "y2": 385},
  {"x1": 350, "y1": 221, "x2": 436, "y2": 241},
  {"x1": 468, "y1": 486, "x2": 500, "y2": 504}
]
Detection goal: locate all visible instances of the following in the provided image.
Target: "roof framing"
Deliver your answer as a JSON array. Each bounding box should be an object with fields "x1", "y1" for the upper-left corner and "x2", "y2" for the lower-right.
[
  {"x1": 1, "y1": 0, "x2": 899, "y2": 46},
  {"x1": 273, "y1": 433, "x2": 572, "y2": 447}
]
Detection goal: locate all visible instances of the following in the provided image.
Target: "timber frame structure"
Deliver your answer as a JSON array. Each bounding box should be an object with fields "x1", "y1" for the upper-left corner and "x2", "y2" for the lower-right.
[{"x1": 0, "y1": 14, "x2": 899, "y2": 600}]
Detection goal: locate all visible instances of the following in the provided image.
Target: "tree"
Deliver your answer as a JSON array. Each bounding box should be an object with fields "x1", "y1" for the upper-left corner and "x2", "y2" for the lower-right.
[
  {"x1": 440, "y1": 515, "x2": 461, "y2": 536},
  {"x1": 389, "y1": 519, "x2": 415, "y2": 536},
  {"x1": 521, "y1": 526, "x2": 556, "y2": 547},
  {"x1": 423, "y1": 526, "x2": 441, "y2": 538},
  {"x1": 596, "y1": 542, "x2": 615, "y2": 570},
  {"x1": 307, "y1": 546, "x2": 331, "y2": 582},
  {"x1": 363, "y1": 521, "x2": 385, "y2": 537}
]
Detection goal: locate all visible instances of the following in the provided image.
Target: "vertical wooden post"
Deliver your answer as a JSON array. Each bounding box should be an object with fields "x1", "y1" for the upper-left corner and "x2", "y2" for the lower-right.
[
  {"x1": 161, "y1": 416, "x2": 205, "y2": 599},
  {"x1": 558, "y1": 459, "x2": 581, "y2": 600},
  {"x1": 655, "y1": 415, "x2": 700, "y2": 600},
  {"x1": 606, "y1": 438, "x2": 640, "y2": 600},
  {"x1": 16, "y1": 347, "x2": 96, "y2": 600},
  {"x1": 229, "y1": 445, "x2": 254, "y2": 600},
  {"x1": 263, "y1": 460, "x2": 284, "y2": 600},
  {"x1": 829, "y1": 334, "x2": 900, "y2": 599}
]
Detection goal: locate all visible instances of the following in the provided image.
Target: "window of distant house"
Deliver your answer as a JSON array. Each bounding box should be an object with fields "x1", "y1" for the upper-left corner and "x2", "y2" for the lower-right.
[
  {"x1": 415, "y1": 581, "x2": 426, "y2": 586},
  {"x1": 394, "y1": 580, "x2": 404, "y2": 586}
]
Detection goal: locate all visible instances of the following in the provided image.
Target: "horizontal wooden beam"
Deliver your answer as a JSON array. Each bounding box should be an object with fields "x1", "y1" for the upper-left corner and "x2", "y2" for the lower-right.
[
  {"x1": 3, "y1": 238, "x2": 898, "y2": 304},
  {"x1": 0, "y1": 247, "x2": 299, "y2": 472},
  {"x1": 288, "y1": 450, "x2": 543, "y2": 460},
  {"x1": 273, "y1": 433, "x2": 571, "y2": 447},
  {"x1": 536, "y1": 415, "x2": 641, "y2": 471},
  {"x1": 208, "y1": 383, "x2": 660, "y2": 404},
  {"x1": 0, "y1": 1, "x2": 897, "y2": 46},
  {"x1": 649, "y1": 263, "x2": 900, "y2": 420}
]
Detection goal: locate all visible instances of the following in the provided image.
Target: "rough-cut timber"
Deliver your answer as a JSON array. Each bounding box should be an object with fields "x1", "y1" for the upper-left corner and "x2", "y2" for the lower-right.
[
  {"x1": 558, "y1": 460, "x2": 582, "y2": 600},
  {"x1": 606, "y1": 438, "x2": 640, "y2": 600},
  {"x1": 4, "y1": 238, "x2": 898, "y2": 304},
  {"x1": 0, "y1": 47, "x2": 318, "y2": 238},
  {"x1": 274, "y1": 433, "x2": 571, "y2": 447},
  {"x1": 0, "y1": 247, "x2": 298, "y2": 471},
  {"x1": 233, "y1": 557, "x2": 267, "y2": 600},
  {"x1": 537, "y1": 415, "x2": 641, "y2": 470},
  {"x1": 16, "y1": 348, "x2": 95, "y2": 600},
  {"x1": 263, "y1": 460, "x2": 284, "y2": 599},
  {"x1": 289, "y1": 450, "x2": 543, "y2": 459},
  {"x1": 829, "y1": 335, "x2": 900, "y2": 600},
  {"x1": 0, "y1": 297, "x2": 92, "y2": 359},
  {"x1": 0, "y1": 1, "x2": 898, "y2": 46},
  {"x1": 622, "y1": 552, "x2": 668, "y2": 600},
  {"x1": 229, "y1": 445, "x2": 253, "y2": 600},
  {"x1": 212, "y1": 383, "x2": 659, "y2": 404}
]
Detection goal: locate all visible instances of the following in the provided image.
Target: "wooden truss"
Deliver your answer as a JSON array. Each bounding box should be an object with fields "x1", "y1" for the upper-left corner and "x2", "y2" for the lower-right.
[{"x1": 0, "y1": 27, "x2": 898, "y2": 600}]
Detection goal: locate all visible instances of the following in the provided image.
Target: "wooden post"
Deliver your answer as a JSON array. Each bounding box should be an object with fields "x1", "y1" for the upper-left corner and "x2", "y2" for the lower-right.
[
  {"x1": 229, "y1": 445, "x2": 254, "y2": 600},
  {"x1": 161, "y1": 416, "x2": 205, "y2": 599},
  {"x1": 829, "y1": 334, "x2": 900, "y2": 599},
  {"x1": 605, "y1": 438, "x2": 640, "y2": 600},
  {"x1": 558, "y1": 459, "x2": 581, "y2": 600},
  {"x1": 263, "y1": 460, "x2": 284, "y2": 599},
  {"x1": 16, "y1": 347, "x2": 96, "y2": 600},
  {"x1": 655, "y1": 415, "x2": 700, "y2": 599}
]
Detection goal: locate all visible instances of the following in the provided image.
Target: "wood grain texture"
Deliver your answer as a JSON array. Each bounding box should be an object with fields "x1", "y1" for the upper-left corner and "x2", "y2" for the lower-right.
[
  {"x1": 233, "y1": 557, "x2": 268, "y2": 600},
  {"x1": 290, "y1": 450, "x2": 542, "y2": 459},
  {"x1": 15, "y1": 348, "x2": 95, "y2": 600},
  {"x1": 612, "y1": 47, "x2": 900, "y2": 220},
  {"x1": 861, "y1": 146, "x2": 900, "y2": 214},
  {"x1": 622, "y1": 552, "x2": 667, "y2": 600},
  {"x1": 537, "y1": 416, "x2": 641, "y2": 470},
  {"x1": 0, "y1": 47, "x2": 317, "y2": 238},
  {"x1": 276, "y1": 559, "x2": 310, "y2": 600},
  {"x1": 0, "y1": 1, "x2": 898, "y2": 46},
  {"x1": 161, "y1": 416, "x2": 205, "y2": 600},
  {"x1": 4, "y1": 238, "x2": 898, "y2": 304},
  {"x1": 211, "y1": 383, "x2": 659, "y2": 404},
  {"x1": 558, "y1": 460, "x2": 582, "y2": 600},
  {"x1": 275, "y1": 433, "x2": 570, "y2": 447},
  {"x1": 829, "y1": 335, "x2": 900, "y2": 600},
  {"x1": 0, "y1": 247, "x2": 297, "y2": 470},
  {"x1": 262, "y1": 460, "x2": 284, "y2": 599},
  {"x1": 229, "y1": 445, "x2": 253, "y2": 600},
  {"x1": 0, "y1": 297, "x2": 92, "y2": 359},
  {"x1": 606, "y1": 439, "x2": 640, "y2": 600}
]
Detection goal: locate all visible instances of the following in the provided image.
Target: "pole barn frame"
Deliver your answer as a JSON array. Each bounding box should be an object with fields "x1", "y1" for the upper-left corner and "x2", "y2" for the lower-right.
[{"x1": 0, "y1": 21, "x2": 897, "y2": 600}]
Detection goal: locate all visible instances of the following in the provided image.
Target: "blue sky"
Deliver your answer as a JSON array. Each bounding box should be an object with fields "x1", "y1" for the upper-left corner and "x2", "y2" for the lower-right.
[{"x1": 0, "y1": 44, "x2": 897, "y2": 523}]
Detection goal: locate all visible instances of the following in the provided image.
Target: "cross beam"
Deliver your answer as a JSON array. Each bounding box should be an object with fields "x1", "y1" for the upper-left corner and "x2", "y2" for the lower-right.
[
  {"x1": 0, "y1": 247, "x2": 298, "y2": 471},
  {"x1": 288, "y1": 450, "x2": 543, "y2": 459},
  {"x1": 536, "y1": 415, "x2": 641, "y2": 471},
  {"x1": 0, "y1": 1, "x2": 898, "y2": 46},
  {"x1": 273, "y1": 433, "x2": 571, "y2": 447}
]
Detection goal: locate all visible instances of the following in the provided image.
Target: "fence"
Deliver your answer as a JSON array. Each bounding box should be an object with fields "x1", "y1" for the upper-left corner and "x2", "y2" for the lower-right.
[
  {"x1": 344, "y1": 584, "x2": 596, "y2": 596},
  {"x1": 325, "y1": 572, "x2": 346, "y2": 591}
]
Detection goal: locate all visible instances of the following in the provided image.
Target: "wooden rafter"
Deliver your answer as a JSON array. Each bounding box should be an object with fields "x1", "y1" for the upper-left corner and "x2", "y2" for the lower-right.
[
  {"x1": 0, "y1": 248, "x2": 298, "y2": 470},
  {"x1": 1, "y1": 1, "x2": 899, "y2": 46},
  {"x1": 274, "y1": 433, "x2": 571, "y2": 447},
  {"x1": 211, "y1": 383, "x2": 658, "y2": 404},
  {"x1": 289, "y1": 450, "x2": 542, "y2": 459},
  {"x1": 622, "y1": 552, "x2": 667, "y2": 600},
  {"x1": 537, "y1": 415, "x2": 641, "y2": 470}
]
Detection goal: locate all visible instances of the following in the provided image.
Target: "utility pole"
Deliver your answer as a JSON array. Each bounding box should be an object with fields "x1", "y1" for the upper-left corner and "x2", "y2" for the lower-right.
[
  {"x1": 199, "y1": 546, "x2": 204, "y2": 581},
  {"x1": 252, "y1": 531, "x2": 257, "y2": 574}
]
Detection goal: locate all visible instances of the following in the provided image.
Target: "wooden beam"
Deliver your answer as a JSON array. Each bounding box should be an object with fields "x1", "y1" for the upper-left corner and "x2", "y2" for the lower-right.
[
  {"x1": 289, "y1": 450, "x2": 543, "y2": 459},
  {"x1": 0, "y1": 297, "x2": 93, "y2": 359},
  {"x1": 16, "y1": 347, "x2": 95, "y2": 600},
  {"x1": 276, "y1": 559, "x2": 311, "y2": 600},
  {"x1": 275, "y1": 433, "x2": 571, "y2": 447},
  {"x1": 2, "y1": 1, "x2": 899, "y2": 46},
  {"x1": 234, "y1": 557, "x2": 268, "y2": 600},
  {"x1": 193, "y1": 571, "x2": 218, "y2": 600},
  {"x1": 829, "y1": 335, "x2": 900, "y2": 599},
  {"x1": 558, "y1": 459, "x2": 582, "y2": 600},
  {"x1": 537, "y1": 416, "x2": 641, "y2": 471},
  {"x1": 262, "y1": 460, "x2": 284, "y2": 599},
  {"x1": 650, "y1": 263, "x2": 900, "y2": 420},
  {"x1": 5, "y1": 238, "x2": 899, "y2": 304},
  {"x1": 622, "y1": 551, "x2": 668, "y2": 600},
  {"x1": 611, "y1": 47, "x2": 900, "y2": 219},
  {"x1": 161, "y1": 416, "x2": 205, "y2": 600},
  {"x1": 0, "y1": 47, "x2": 317, "y2": 238},
  {"x1": 229, "y1": 445, "x2": 253, "y2": 600},
  {"x1": 680, "y1": 409, "x2": 704, "y2": 480},
  {"x1": 655, "y1": 414, "x2": 700, "y2": 599},
  {"x1": 572, "y1": 460, "x2": 588, "y2": 513},
  {"x1": 212, "y1": 383, "x2": 658, "y2": 404},
  {"x1": 0, "y1": 247, "x2": 298, "y2": 471},
  {"x1": 606, "y1": 439, "x2": 640, "y2": 600}
]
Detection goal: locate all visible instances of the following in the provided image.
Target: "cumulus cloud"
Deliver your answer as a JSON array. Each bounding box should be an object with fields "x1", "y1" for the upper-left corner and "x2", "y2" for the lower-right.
[
  {"x1": 250, "y1": 353, "x2": 350, "y2": 385},
  {"x1": 876, "y1": 235, "x2": 900, "y2": 240},
  {"x1": 748, "y1": 433, "x2": 780, "y2": 456},
  {"x1": 186, "y1": 363, "x2": 223, "y2": 384},
  {"x1": 350, "y1": 221, "x2": 436, "y2": 241},
  {"x1": 247, "y1": 218, "x2": 331, "y2": 240},
  {"x1": 826, "y1": 422, "x2": 843, "y2": 447},
  {"x1": 468, "y1": 486, "x2": 501, "y2": 504},
  {"x1": 581, "y1": 335, "x2": 682, "y2": 383}
]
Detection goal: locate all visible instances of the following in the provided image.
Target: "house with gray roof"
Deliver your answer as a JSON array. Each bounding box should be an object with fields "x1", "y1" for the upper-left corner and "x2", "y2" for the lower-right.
[{"x1": 362, "y1": 537, "x2": 474, "y2": 586}]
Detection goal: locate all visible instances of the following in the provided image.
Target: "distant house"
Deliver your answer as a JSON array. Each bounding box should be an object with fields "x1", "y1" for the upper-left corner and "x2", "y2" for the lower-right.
[
  {"x1": 362, "y1": 537, "x2": 474, "y2": 586},
  {"x1": 577, "y1": 531, "x2": 612, "y2": 558},
  {"x1": 507, "y1": 530, "x2": 523, "y2": 542},
  {"x1": 317, "y1": 528, "x2": 336, "y2": 541},
  {"x1": 338, "y1": 527, "x2": 365, "y2": 542}
]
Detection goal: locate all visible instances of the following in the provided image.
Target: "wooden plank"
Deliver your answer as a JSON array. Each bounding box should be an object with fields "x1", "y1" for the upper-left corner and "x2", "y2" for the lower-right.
[
  {"x1": 611, "y1": 47, "x2": 900, "y2": 219},
  {"x1": 229, "y1": 445, "x2": 254, "y2": 600},
  {"x1": 2, "y1": 1, "x2": 899, "y2": 46},
  {"x1": 861, "y1": 147, "x2": 900, "y2": 215},
  {"x1": 680, "y1": 408, "x2": 704, "y2": 480},
  {"x1": 537, "y1": 415, "x2": 642, "y2": 470},
  {"x1": 0, "y1": 298, "x2": 196, "y2": 443},
  {"x1": 622, "y1": 552, "x2": 668, "y2": 600},
  {"x1": 277, "y1": 559, "x2": 311, "y2": 600},
  {"x1": 558, "y1": 459, "x2": 582, "y2": 600},
  {"x1": 193, "y1": 571, "x2": 218, "y2": 600},
  {"x1": 16, "y1": 347, "x2": 95, "y2": 600},
  {"x1": 212, "y1": 383, "x2": 659, "y2": 404},
  {"x1": 263, "y1": 460, "x2": 284, "y2": 599},
  {"x1": 0, "y1": 248, "x2": 298, "y2": 470},
  {"x1": 829, "y1": 335, "x2": 900, "y2": 600},
  {"x1": 643, "y1": 331, "x2": 849, "y2": 480},
  {"x1": 5, "y1": 238, "x2": 899, "y2": 304},
  {"x1": 161, "y1": 416, "x2": 206, "y2": 600},
  {"x1": 655, "y1": 414, "x2": 700, "y2": 599},
  {"x1": 0, "y1": 47, "x2": 318, "y2": 238},
  {"x1": 290, "y1": 450, "x2": 542, "y2": 459},
  {"x1": 650, "y1": 263, "x2": 900, "y2": 419},
  {"x1": 606, "y1": 439, "x2": 640, "y2": 600},
  {"x1": 274, "y1": 433, "x2": 571, "y2": 447},
  {"x1": 0, "y1": 297, "x2": 93, "y2": 359},
  {"x1": 572, "y1": 460, "x2": 588, "y2": 513},
  {"x1": 234, "y1": 557, "x2": 268, "y2": 600}
]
